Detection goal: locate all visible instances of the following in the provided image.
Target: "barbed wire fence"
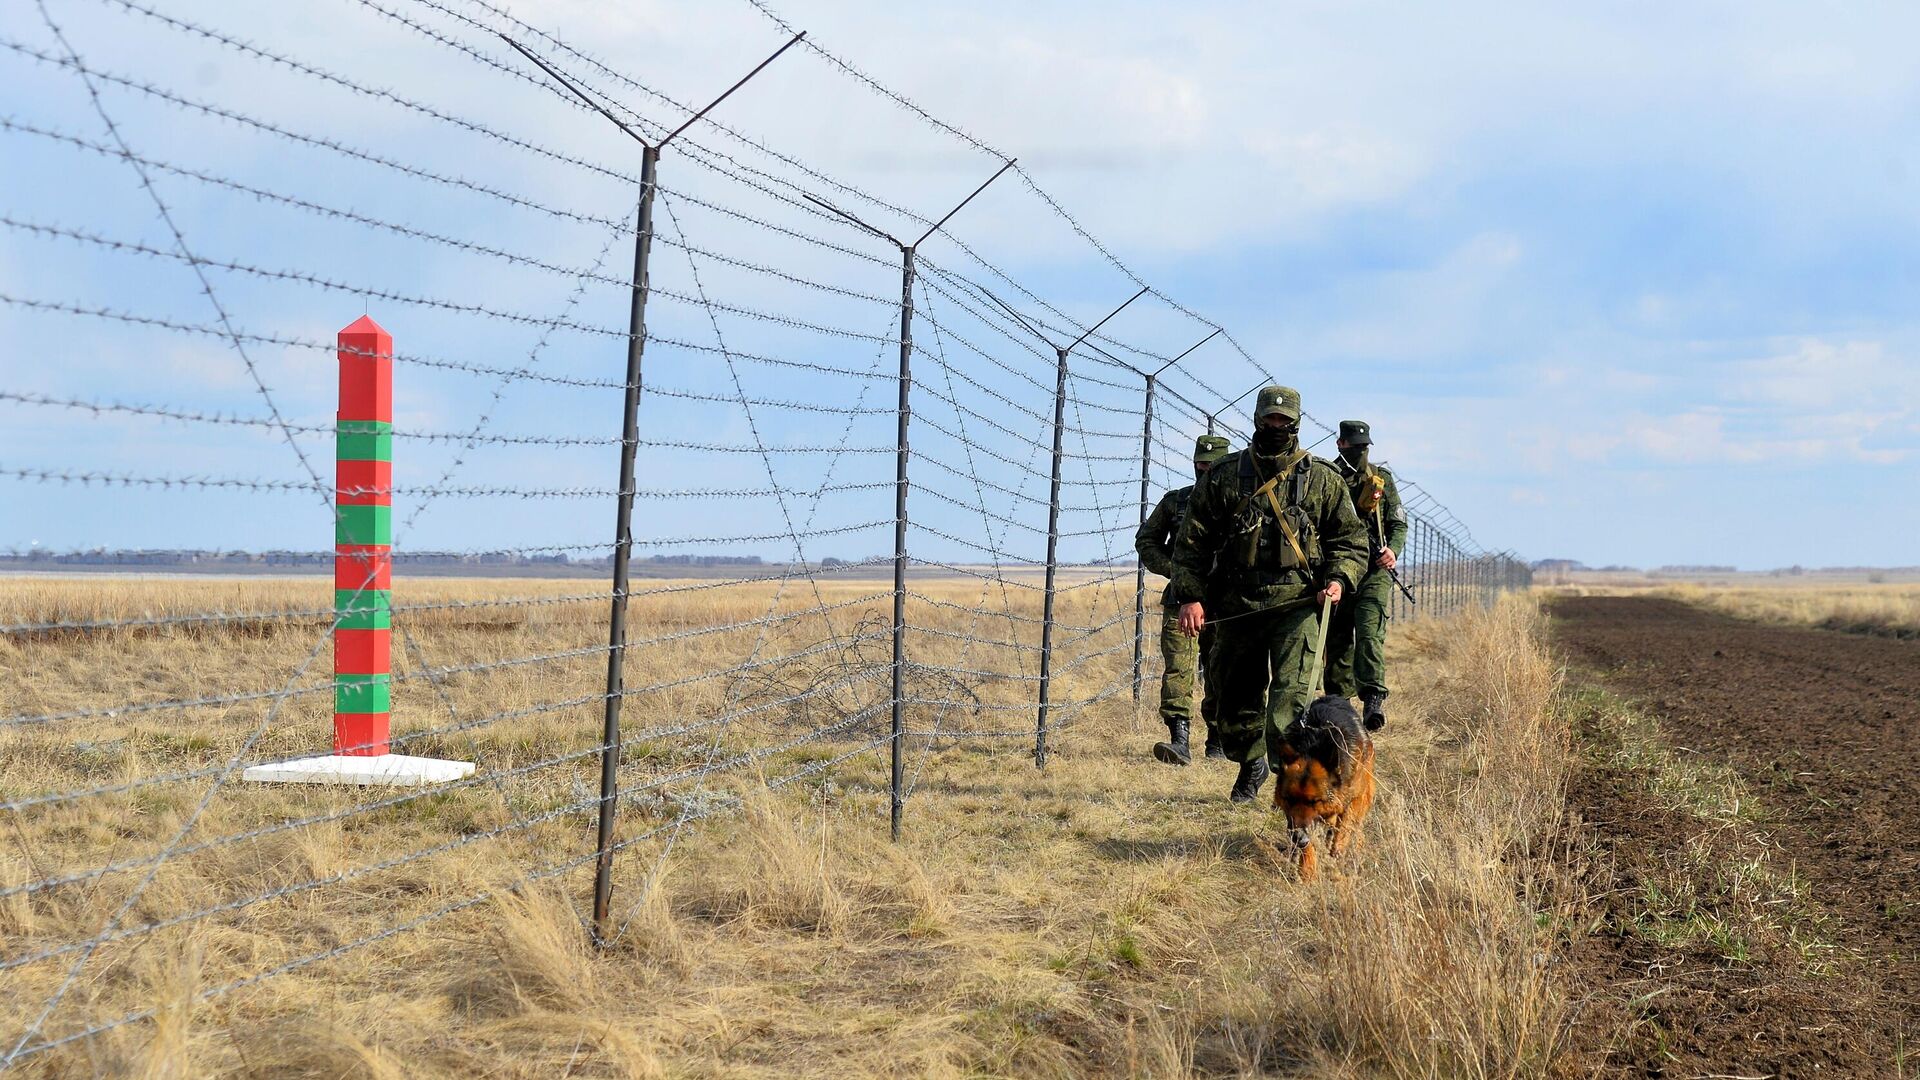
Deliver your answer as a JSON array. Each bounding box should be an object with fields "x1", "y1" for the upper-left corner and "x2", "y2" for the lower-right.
[{"x1": 0, "y1": 0, "x2": 1530, "y2": 1065}]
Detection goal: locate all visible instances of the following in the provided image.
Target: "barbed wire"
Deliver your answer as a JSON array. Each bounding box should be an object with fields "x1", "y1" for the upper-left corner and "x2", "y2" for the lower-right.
[
  {"x1": 0, "y1": 292, "x2": 630, "y2": 389},
  {"x1": 0, "y1": 0, "x2": 1529, "y2": 1057},
  {"x1": 0, "y1": 112, "x2": 900, "y2": 313}
]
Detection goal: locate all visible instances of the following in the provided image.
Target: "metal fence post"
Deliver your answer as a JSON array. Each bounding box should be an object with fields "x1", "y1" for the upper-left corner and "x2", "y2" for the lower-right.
[
  {"x1": 1132, "y1": 373, "x2": 1154, "y2": 705},
  {"x1": 971, "y1": 286, "x2": 1142, "y2": 770},
  {"x1": 805, "y1": 160, "x2": 1012, "y2": 835},
  {"x1": 1427, "y1": 526, "x2": 1438, "y2": 615},
  {"x1": 1416, "y1": 522, "x2": 1428, "y2": 616},
  {"x1": 1035, "y1": 345, "x2": 1069, "y2": 768},
  {"x1": 1447, "y1": 536, "x2": 1458, "y2": 614},
  {"x1": 502, "y1": 30, "x2": 807, "y2": 946},
  {"x1": 1443, "y1": 541, "x2": 1459, "y2": 611},
  {"x1": 1405, "y1": 518, "x2": 1420, "y2": 614},
  {"x1": 592, "y1": 143, "x2": 657, "y2": 942},
  {"x1": 889, "y1": 245, "x2": 914, "y2": 841},
  {"x1": 1451, "y1": 538, "x2": 1460, "y2": 613}
]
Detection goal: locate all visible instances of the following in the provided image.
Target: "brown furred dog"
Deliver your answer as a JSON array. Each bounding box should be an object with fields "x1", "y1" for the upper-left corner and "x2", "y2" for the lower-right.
[{"x1": 1272, "y1": 695, "x2": 1376, "y2": 880}]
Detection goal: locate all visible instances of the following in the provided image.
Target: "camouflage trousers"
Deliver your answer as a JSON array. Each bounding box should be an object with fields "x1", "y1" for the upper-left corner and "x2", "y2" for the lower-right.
[
  {"x1": 1207, "y1": 601, "x2": 1321, "y2": 765},
  {"x1": 1325, "y1": 568, "x2": 1392, "y2": 700},
  {"x1": 1158, "y1": 608, "x2": 1217, "y2": 741}
]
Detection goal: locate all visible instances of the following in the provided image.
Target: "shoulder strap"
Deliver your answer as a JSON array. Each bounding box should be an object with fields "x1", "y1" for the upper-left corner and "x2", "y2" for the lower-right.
[{"x1": 1259, "y1": 452, "x2": 1311, "y2": 567}]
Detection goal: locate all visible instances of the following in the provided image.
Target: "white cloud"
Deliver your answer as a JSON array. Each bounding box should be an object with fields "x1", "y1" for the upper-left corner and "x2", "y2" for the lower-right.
[
  {"x1": 1731, "y1": 338, "x2": 1912, "y2": 412},
  {"x1": 13, "y1": 0, "x2": 1920, "y2": 566}
]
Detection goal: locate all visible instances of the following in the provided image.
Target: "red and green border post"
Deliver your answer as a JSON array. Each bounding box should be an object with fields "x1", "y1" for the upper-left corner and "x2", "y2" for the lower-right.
[
  {"x1": 243, "y1": 316, "x2": 471, "y2": 787},
  {"x1": 334, "y1": 315, "x2": 394, "y2": 756}
]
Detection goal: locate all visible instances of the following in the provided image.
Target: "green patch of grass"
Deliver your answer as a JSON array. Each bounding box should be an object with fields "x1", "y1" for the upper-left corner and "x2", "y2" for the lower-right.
[
  {"x1": 1109, "y1": 931, "x2": 1145, "y2": 969},
  {"x1": 1575, "y1": 684, "x2": 1843, "y2": 976},
  {"x1": 1570, "y1": 689, "x2": 1763, "y2": 825},
  {"x1": 1630, "y1": 883, "x2": 1751, "y2": 963},
  {"x1": 135, "y1": 729, "x2": 217, "y2": 759}
]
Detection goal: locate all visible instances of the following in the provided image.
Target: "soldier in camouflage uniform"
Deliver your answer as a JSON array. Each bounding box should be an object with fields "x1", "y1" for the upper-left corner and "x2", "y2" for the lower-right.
[
  {"x1": 1169, "y1": 387, "x2": 1370, "y2": 803},
  {"x1": 1324, "y1": 420, "x2": 1407, "y2": 731},
  {"x1": 1135, "y1": 434, "x2": 1233, "y2": 766}
]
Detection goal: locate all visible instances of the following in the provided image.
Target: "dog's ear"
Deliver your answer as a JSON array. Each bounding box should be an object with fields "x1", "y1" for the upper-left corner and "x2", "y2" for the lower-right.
[
  {"x1": 1305, "y1": 698, "x2": 1363, "y2": 771},
  {"x1": 1312, "y1": 737, "x2": 1343, "y2": 773},
  {"x1": 1326, "y1": 725, "x2": 1354, "y2": 765}
]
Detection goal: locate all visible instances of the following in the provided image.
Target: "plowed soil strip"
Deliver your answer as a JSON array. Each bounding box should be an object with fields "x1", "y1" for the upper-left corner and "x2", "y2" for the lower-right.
[{"x1": 1551, "y1": 595, "x2": 1918, "y2": 1076}]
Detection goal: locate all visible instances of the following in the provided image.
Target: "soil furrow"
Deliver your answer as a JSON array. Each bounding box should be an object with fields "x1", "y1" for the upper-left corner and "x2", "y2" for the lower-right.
[{"x1": 1551, "y1": 595, "x2": 1917, "y2": 1077}]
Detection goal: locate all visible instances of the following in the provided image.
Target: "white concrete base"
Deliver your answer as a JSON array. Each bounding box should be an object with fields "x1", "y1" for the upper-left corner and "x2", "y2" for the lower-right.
[{"x1": 243, "y1": 753, "x2": 474, "y2": 786}]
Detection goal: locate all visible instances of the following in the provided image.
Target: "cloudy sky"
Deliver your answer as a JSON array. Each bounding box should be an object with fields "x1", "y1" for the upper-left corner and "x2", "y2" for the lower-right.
[{"x1": 3, "y1": 0, "x2": 1917, "y2": 569}]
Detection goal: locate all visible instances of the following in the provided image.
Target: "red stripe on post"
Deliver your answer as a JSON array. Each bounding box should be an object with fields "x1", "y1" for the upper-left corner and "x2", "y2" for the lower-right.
[
  {"x1": 337, "y1": 316, "x2": 393, "y2": 423},
  {"x1": 336, "y1": 458, "x2": 392, "y2": 505},
  {"x1": 334, "y1": 713, "x2": 391, "y2": 757},
  {"x1": 335, "y1": 627, "x2": 391, "y2": 674},
  {"x1": 334, "y1": 548, "x2": 391, "y2": 590}
]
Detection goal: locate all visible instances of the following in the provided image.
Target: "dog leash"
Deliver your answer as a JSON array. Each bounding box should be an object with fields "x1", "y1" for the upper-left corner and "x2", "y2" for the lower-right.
[
  {"x1": 1306, "y1": 592, "x2": 1335, "y2": 698},
  {"x1": 1184, "y1": 592, "x2": 1317, "y2": 630}
]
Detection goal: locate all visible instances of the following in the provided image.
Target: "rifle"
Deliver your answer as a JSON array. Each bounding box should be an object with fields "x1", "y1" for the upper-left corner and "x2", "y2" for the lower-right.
[
  {"x1": 1367, "y1": 492, "x2": 1415, "y2": 606},
  {"x1": 1385, "y1": 564, "x2": 1417, "y2": 606}
]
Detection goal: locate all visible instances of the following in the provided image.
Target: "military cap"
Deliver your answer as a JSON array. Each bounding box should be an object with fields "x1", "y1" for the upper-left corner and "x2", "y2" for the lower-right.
[
  {"x1": 1254, "y1": 385, "x2": 1301, "y2": 421},
  {"x1": 1338, "y1": 420, "x2": 1372, "y2": 445},
  {"x1": 1193, "y1": 434, "x2": 1231, "y2": 465}
]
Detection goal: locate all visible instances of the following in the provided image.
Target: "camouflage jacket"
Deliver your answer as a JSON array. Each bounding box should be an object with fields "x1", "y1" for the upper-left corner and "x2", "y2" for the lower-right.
[
  {"x1": 1336, "y1": 458, "x2": 1409, "y2": 569},
  {"x1": 1169, "y1": 448, "x2": 1369, "y2": 614},
  {"x1": 1133, "y1": 485, "x2": 1193, "y2": 608}
]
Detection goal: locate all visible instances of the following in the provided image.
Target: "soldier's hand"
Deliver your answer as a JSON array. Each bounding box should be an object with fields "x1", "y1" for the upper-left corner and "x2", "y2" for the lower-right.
[
  {"x1": 1317, "y1": 580, "x2": 1344, "y2": 606},
  {"x1": 1177, "y1": 602, "x2": 1205, "y2": 636},
  {"x1": 1376, "y1": 547, "x2": 1396, "y2": 570}
]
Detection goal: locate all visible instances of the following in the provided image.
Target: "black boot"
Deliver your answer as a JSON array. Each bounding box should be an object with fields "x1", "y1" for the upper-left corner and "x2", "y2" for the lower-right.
[
  {"x1": 1229, "y1": 758, "x2": 1270, "y2": 804},
  {"x1": 1362, "y1": 693, "x2": 1387, "y2": 732},
  {"x1": 1152, "y1": 718, "x2": 1191, "y2": 766}
]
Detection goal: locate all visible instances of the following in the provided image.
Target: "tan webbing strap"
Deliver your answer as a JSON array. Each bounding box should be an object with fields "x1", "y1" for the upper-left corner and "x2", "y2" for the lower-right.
[
  {"x1": 1265, "y1": 486, "x2": 1309, "y2": 567},
  {"x1": 1308, "y1": 592, "x2": 1335, "y2": 698},
  {"x1": 1257, "y1": 450, "x2": 1311, "y2": 568}
]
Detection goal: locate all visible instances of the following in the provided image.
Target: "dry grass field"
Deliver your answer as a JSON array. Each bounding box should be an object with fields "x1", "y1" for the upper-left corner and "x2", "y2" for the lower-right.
[
  {"x1": 1, "y1": 575, "x2": 1568, "y2": 1078},
  {"x1": 1651, "y1": 582, "x2": 1920, "y2": 638},
  {"x1": 1546, "y1": 575, "x2": 1920, "y2": 638}
]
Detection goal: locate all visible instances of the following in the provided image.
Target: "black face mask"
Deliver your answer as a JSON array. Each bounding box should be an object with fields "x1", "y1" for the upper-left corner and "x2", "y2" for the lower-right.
[
  {"x1": 1252, "y1": 424, "x2": 1297, "y2": 456},
  {"x1": 1340, "y1": 446, "x2": 1368, "y2": 469}
]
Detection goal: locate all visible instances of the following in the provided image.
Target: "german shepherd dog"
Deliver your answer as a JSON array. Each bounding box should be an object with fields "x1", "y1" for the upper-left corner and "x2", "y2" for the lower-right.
[{"x1": 1273, "y1": 694, "x2": 1376, "y2": 880}]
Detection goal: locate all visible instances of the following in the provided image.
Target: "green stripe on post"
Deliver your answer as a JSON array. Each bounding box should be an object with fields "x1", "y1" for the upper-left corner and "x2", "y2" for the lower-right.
[
  {"x1": 335, "y1": 588, "x2": 391, "y2": 629},
  {"x1": 334, "y1": 673, "x2": 391, "y2": 714},
  {"x1": 337, "y1": 421, "x2": 394, "y2": 462},
  {"x1": 335, "y1": 504, "x2": 391, "y2": 546}
]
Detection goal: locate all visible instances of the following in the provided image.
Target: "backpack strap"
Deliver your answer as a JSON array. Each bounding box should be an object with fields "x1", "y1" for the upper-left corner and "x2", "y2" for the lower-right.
[
  {"x1": 1258, "y1": 452, "x2": 1311, "y2": 567},
  {"x1": 1263, "y1": 483, "x2": 1309, "y2": 568}
]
